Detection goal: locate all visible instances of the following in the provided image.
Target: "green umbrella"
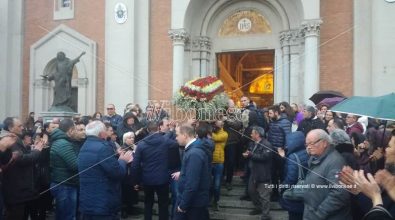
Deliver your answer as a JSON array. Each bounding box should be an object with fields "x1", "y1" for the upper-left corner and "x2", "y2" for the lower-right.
[{"x1": 331, "y1": 93, "x2": 395, "y2": 121}]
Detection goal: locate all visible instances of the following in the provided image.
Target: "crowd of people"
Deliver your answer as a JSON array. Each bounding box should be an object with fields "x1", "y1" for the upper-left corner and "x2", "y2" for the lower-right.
[{"x1": 0, "y1": 97, "x2": 394, "y2": 220}]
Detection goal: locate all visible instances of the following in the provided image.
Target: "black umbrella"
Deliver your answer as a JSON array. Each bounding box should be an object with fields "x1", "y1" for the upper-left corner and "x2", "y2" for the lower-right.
[{"x1": 309, "y1": 90, "x2": 345, "y2": 105}]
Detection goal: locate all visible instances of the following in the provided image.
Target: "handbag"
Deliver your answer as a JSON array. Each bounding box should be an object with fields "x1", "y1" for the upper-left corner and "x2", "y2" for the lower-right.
[{"x1": 282, "y1": 153, "x2": 305, "y2": 201}]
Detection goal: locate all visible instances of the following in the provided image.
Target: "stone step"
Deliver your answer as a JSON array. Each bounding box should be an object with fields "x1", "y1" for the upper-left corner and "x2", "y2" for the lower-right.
[
  {"x1": 227, "y1": 176, "x2": 247, "y2": 186},
  {"x1": 219, "y1": 198, "x2": 282, "y2": 210},
  {"x1": 135, "y1": 187, "x2": 249, "y2": 200},
  {"x1": 132, "y1": 202, "x2": 286, "y2": 220},
  {"x1": 135, "y1": 198, "x2": 282, "y2": 211},
  {"x1": 135, "y1": 196, "x2": 282, "y2": 211},
  {"x1": 137, "y1": 193, "x2": 282, "y2": 210},
  {"x1": 210, "y1": 209, "x2": 288, "y2": 220},
  {"x1": 131, "y1": 175, "x2": 287, "y2": 219},
  {"x1": 220, "y1": 186, "x2": 245, "y2": 196}
]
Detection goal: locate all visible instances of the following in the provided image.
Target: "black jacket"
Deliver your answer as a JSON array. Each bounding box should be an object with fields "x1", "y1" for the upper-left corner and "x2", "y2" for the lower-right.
[
  {"x1": 2, "y1": 135, "x2": 41, "y2": 205},
  {"x1": 362, "y1": 205, "x2": 393, "y2": 220},
  {"x1": 249, "y1": 138, "x2": 273, "y2": 183},
  {"x1": 297, "y1": 117, "x2": 326, "y2": 136},
  {"x1": 335, "y1": 143, "x2": 359, "y2": 170}
]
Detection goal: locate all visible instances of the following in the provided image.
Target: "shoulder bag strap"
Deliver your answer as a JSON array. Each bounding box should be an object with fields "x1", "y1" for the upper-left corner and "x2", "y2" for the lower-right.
[{"x1": 293, "y1": 153, "x2": 305, "y2": 180}]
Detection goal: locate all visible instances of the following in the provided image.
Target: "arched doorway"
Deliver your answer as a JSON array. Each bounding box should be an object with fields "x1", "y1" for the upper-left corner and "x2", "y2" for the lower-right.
[
  {"x1": 217, "y1": 50, "x2": 275, "y2": 107},
  {"x1": 176, "y1": 0, "x2": 305, "y2": 104}
]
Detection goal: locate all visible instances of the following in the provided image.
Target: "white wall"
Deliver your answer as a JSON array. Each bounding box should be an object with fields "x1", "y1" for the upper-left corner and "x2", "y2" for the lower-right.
[
  {"x1": 134, "y1": 0, "x2": 150, "y2": 107},
  {"x1": 353, "y1": 0, "x2": 372, "y2": 96},
  {"x1": 0, "y1": 0, "x2": 24, "y2": 120},
  {"x1": 371, "y1": 1, "x2": 395, "y2": 95},
  {"x1": 105, "y1": 0, "x2": 150, "y2": 115},
  {"x1": 354, "y1": 0, "x2": 395, "y2": 96}
]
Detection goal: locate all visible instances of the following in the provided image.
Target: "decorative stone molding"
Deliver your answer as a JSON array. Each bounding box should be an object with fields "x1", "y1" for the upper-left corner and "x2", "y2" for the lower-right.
[
  {"x1": 301, "y1": 19, "x2": 322, "y2": 37},
  {"x1": 279, "y1": 31, "x2": 292, "y2": 47},
  {"x1": 168, "y1": 29, "x2": 190, "y2": 45},
  {"x1": 199, "y1": 36, "x2": 212, "y2": 51},
  {"x1": 280, "y1": 29, "x2": 304, "y2": 47},
  {"x1": 192, "y1": 36, "x2": 212, "y2": 51}
]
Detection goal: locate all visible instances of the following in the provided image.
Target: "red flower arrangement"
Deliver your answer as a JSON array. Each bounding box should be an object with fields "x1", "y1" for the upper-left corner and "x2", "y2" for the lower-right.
[{"x1": 179, "y1": 76, "x2": 224, "y2": 101}]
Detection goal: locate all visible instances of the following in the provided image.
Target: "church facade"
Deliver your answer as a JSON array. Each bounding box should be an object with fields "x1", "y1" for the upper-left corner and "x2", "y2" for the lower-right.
[{"x1": 1, "y1": 0, "x2": 394, "y2": 119}]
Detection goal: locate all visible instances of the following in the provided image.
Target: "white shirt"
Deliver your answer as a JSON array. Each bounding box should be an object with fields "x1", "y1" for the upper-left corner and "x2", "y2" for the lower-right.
[{"x1": 185, "y1": 138, "x2": 197, "y2": 150}]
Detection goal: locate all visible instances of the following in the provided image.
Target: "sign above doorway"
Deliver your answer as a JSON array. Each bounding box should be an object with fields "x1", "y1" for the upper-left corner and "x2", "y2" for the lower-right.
[{"x1": 218, "y1": 10, "x2": 271, "y2": 37}]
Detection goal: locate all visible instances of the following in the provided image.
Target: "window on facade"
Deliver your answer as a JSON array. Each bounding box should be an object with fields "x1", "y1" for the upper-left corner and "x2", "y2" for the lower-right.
[
  {"x1": 54, "y1": 0, "x2": 74, "y2": 20},
  {"x1": 62, "y1": 0, "x2": 71, "y2": 8}
]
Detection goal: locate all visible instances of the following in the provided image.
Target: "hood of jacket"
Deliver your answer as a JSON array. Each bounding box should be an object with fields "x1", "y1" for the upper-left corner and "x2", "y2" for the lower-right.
[
  {"x1": 285, "y1": 131, "x2": 305, "y2": 155},
  {"x1": 122, "y1": 112, "x2": 140, "y2": 127}
]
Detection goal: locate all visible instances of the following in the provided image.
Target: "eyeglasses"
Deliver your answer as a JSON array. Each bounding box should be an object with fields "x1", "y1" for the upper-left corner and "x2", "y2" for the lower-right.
[{"x1": 305, "y1": 138, "x2": 322, "y2": 147}]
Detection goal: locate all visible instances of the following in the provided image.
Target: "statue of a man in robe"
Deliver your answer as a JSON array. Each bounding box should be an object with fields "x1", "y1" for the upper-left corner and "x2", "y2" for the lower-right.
[{"x1": 42, "y1": 51, "x2": 85, "y2": 112}]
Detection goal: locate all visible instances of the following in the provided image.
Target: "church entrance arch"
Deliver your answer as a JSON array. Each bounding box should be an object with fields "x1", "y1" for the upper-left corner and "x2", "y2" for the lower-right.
[{"x1": 178, "y1": 0, "x2": 305, "y2": 105}]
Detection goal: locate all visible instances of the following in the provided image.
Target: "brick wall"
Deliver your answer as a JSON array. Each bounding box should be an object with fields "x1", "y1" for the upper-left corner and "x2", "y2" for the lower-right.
[
  {"x1": 23, "y1": 0, "x2": 105, "y2": 117},
  {"x1": 149, "y1": 0, "x2": 173, "y2": 102},
  {"x1": 320, "y1": 0, "x2": 354, "y2": 96}
]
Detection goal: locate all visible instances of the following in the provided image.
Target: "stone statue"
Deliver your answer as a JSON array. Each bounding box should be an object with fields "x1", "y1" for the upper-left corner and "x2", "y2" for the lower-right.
[{"x1": 42, "y1": 51, "x2": 85, "y2": 112}]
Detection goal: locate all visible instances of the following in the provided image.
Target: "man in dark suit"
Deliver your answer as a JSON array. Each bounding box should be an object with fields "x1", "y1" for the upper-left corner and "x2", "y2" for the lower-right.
[{"x1": 174, "y1": 125, "x2": 211, "y2": 220}]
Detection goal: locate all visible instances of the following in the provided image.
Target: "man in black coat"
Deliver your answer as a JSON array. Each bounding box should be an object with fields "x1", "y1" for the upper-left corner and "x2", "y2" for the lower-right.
[
  {"x1": 0, "y1": 131, "x2": 16, "y2": 219},
  {"x1": 297, "y1": 106, "x2": 326, "y2": 136},
  {"x1": 244, "y1": 126, "x2": 273, "y2": 219},
  {"x1": 1, "y1": 117, "x2": 44, "y2": 220}
]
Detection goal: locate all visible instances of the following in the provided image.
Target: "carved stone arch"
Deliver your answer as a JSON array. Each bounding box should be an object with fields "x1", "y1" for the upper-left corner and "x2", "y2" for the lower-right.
[
  {"x1": 173, "y1": 0, "x2": 308, "y2": 103},
  {"x1": 29, "y1": 24, "x2": 97, "y2": 115}
]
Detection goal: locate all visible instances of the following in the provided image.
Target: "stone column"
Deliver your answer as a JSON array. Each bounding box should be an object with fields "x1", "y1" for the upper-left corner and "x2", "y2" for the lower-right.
[
  {"x1": 199, "y1": 36, "x2": 212, "y2": 77},
  {"x1": 288, "y1": 30, "x2": 303, "y2": 104},
  {"x1": 302, "y1": 19, "x2": 322, "y2": 104},
  {"x1": 279, "y1": 31, "x2": 292, "y2": 102},
  {"x1": 169, "y1": 29, "x2": 189, "y2": 94},
  {"x1": 192, "y1": 36, "x2": 212, "y2": 78}
]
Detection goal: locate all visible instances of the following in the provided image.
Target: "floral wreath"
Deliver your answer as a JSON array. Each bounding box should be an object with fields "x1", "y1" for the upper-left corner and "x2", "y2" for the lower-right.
[{"x1": 174, "y1": 76, "x2": 228, "y2": 119}]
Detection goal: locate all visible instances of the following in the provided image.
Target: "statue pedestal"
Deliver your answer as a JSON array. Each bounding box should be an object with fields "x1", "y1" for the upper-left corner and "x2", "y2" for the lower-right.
[{"x1": 40, "y1": 111, "x2": 80, "y2": 123}]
